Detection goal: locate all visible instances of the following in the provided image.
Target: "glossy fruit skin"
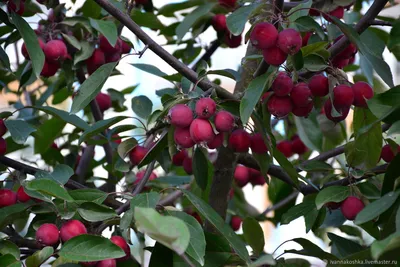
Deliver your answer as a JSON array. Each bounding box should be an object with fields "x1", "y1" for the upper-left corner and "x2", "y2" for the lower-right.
[
  {"x1": 230, "y1": 216, "x2": 242, "y2": 231},
  {"x1": 183, "y1": 157, "x2": 193, "y2": 174},
  {"x1": 0, "y1": 137, "x2": 7, "y2": 156},
  {"x1": 332, "y1": 57, "x2": 349, "y2": 69},
  {"x1": 211, "y1": 14, "x2": 227, "y2": 32},
  {"x1": 17, "y1": 186, "x2": 31, "y2": 202},
  {"x1": 302, "y1": 32, "x2": 311, "y2": 46},
  {"x1": 134, "y1": 170, "x2": 157, "y2": 185},
  {"x1": 8, "y1": 1, "x2": 25, "y2": 15},
  {"x1": 172, "y1": 150, "x2": 188, "y2": 166},
  {"x1": 333, "y1": 85, "x2": 354, "y2": 109},
  {"x1": 324, "y1": 100, "x2": 349, "y2": 123},
  {"x1": 229, "y1": 129, "x2": 251, "y2": 153},
  {"x1": 277, "y1": 140, "x2": 293, "y2": 158},
  {"x1": 290, "y1": 83, "x2": 312, "y2": 108},
  {"x1": 168, "y1": 104, "x2": 193, "y2": 128},
  {"x1": 309, "y1": 74, "x2": 329, "y2": 97},
  {"x1": 207, "y1": 133, "x2": 224, "y2": 149},
  {"x1": 352, "y1": 81, "x2": 374, "y2": 108},
  {"x1": 96, "y1": 259, "x2": 116, "y2": 267},
  {"x1": 234, "y1": 165, "x2": 249, "y2": 187},
  {"x1": 292, "y1": 102, "x2": 313, "y2": 117},
  {"x1": 44, "y1": 40, "x2": 68, "y2": 63},
  {"x1": 277, "y1": 28, "x2": 302, "y2": 55},
  {"x1": 381, "y1": 144, "x2": 400, "y2": 163},
  {"x1": 95, "y1": 93, "x2": 112, "y2": 112},
  {"x1": 291, "y1": 135, "x2": 307, "y2": 155},
  {"x1": 272, "y1": 72, "x2": 293, "y2": 96},
  {"x1": 86, "y1": 49, "x2": 105, "y2": 75},
  {"x1": 99, "y1": 35, "x2": 121, "y2": 54},
  {"x1": 174, "y1": 127, "x2": 195, "y2": 148},
  {"x1": 263, "y1": 46, "x2": 287, "y2": 66},
  {"x1": 215, "y1": 111, "x2": 235, "y2": 132},
  {"x1": 323, "y1": 6, "x2": 344, "y2": 22},
  {"x1": 249, "y1": 168, "x2": 265, "y2": 186},
  {"x1": 195, "y1": 98, "x2": 216, "y2": 119},
  {"x1": 190, "y1": 119, "x2": 215, "y2": 144},
  {"x1": 0, "y1": 189, "x2": 17, "y2": 207},
  {"x1": 341, "y1": 196, "x2": 364, "y2": 220},
  {"x1": 22, "y1": 39, "x2": 45, "y2": 60},
  {"x1": 225, "y1": 33, "x2": 242, "y2": 48},
  {"x1": 267, "y1": 95, "x2": 293, "y2": 118},
  {"x1": 110, "y1": 236, "x2": 130, "y2": 261},
  {"x1": 250, "y1": 133, "x2": 268, "y2": 154},
  {"x1": 121, "y1": 41, "x2": 131, "y2": 54},
  {"x1": 41, "y1": 60, "x2": 60, "y2": 77},
  {"x1": 250, "y1": 22, "x2": 278, "y2": 50},
  {"x1": 0, "y1": 119, "x2": 6, "y2": 137},
  {"x1": 261, "y1": 91, "x2": 273, "y2": 103},
  {"x1": 60, "y1": 220, "x2": 87, "y2": 242},
  {"x1": 129, "y1": 146, "x2": 149, "y2": 166},
  {"x1": 105, "y1": 52, "x2": 121, "y2": 63},
  {"x1": 36, "y1": 223, "x2": 60, "y2": 246},
  {"x1": 218, "y1": 0, "x2": 236, "y2": 8}
]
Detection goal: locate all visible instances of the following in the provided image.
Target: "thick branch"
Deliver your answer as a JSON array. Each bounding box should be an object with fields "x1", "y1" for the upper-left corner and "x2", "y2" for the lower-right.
[{"x1": 2, "y1": 227, "x2": 40, "y2": 249}]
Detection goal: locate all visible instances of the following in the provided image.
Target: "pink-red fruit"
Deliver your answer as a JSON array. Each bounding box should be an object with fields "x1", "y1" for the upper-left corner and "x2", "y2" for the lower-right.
[
  {"x1": 99, "y1": 35, "x2": 121, "y2": 54},
  {"x1": 172, "y1": 150, "x2": 188, "y2": 166},
  {"x1": 97, "y1": 259, "x2": 117, "y2": 267},
  {"x1": 229, "y1": 129, "x2": 251, "y2": 153},
  {"x1": 60, "y1": 220, "x2": 87, "y2": 242},
  {"x1": 263, "y1": 46, "x2": 287, "y2": 66},
  {"x1": 8, "y1": 1, "x2": 25, "y2": 15},
  {"x1": 250, "y1": 133, "x2": 268, "y2": 154},
  {"x1": 183, "y1": 157, "x2": 193, "y2": 174},
  {"x1": 234, "y1": 165, "x2": 249, "y2": 187},
  {"x1": 292, "y1": 102, "x2": 313, "y2": 117},
  {"x1": 0, "y1": 119, "x2": 6, "y2": 136},
  {"x1": 291, "y1": 135, "x2": 307, "y2": 155},
  {"x1": 277, "y1": 28, "x2": 302, "y2": 55},
  {"x1": 309, "y1": 74, "x2": 329, "y2": 97},
  {"x1": 225, "y1": 33, "x2": 242, "y2": 48},
  {"x1": 190, "y1": 119, "x2": 215, "y2": 143},
  {"x1": 0, "y1": 137, "x2": 6, "y2": 156},
  {"x1": 230, "y1": 216, "x2": 242, "y2": 231},
  {"x1": 121, "y1": 41, "x2": 131, "y2": 54},
  {"x1": 219, "y1": 0, "x2": 236, "y2": 8},
  {"x1": 323, "y1": 6, "x2": 344, "y2": 22},
  {"x1": 352, "y1": 81, "x2": 374, "y2": 108},
  {"x1": 86, "y1": 49, "x2": 105, "y2": 75},
  {"x1": 249, "y1": 168, "x2": 265, "y2": 186},
  {"x1": 381, "y1": 144, "x2": 400, "y2": 163},
  {"x1": 129, "y1": 146, "x2": 149, "y2": 165},
  {"x1": 22, "y1": 39, "x2": 45, "y2": 60},
  {"x1": 212, "y1": 14, "x2": 227, "y2": 32},
  {"x1": 290, "y1": 83, "x2": 312, "y2": 108},
  {"x1": 267, "y1": 95, "x2": 293, "y2": 118},
  {"x1": 250, "y1": 22, "x2": 278, "y2": 50},
  {"x1": 134, "y1": 170, "x2": 157, "y2": 185},
  {"x1": 324, "y1": 100, "x2": 349, "y2": 123},
  {"x1": 36, "y1": 223, "x2": 60, "y2": 246},
  {"x1": 110, "y1": 236, "x2": 130, "y2": 261},
  {"x1": 17, "y1": 186, "x2": 31, "y2": 202},
  {"x1": 215, "y1": 111, "x2": 235, "y2": 132},
  {"x1": 44, "y1": 40, "x2": 68, "y2": 63},
  {"x1": 207, "y1": 133, "x2": 224, "y2": 149},
  {"x1": 333, "y1": 85, "x2": 354, "y2": 109},
  {"x1": 272, "y1": 72, "x2": 293, "y2": 96},
  {"x1": 95, "y1": 93, "x2": 112, "y2": 112},
  {"x1": 0, "y1": 189, "x2": 17, "y2": 207},
  {"x1": 341, "y1": 196, "x2": 364, "y2": 220},
  {"x1": 195, "y1": 98, "x2": 216, "y2": 119},
  {"x1": 41, "y1": 61, "x2": 59, "y2": 77},
  {"x1": 169, "y1": 104, "x2": 193, "y2": 128},
  {"x1": 277, "y1": 141, "x2": 293, "y2": 158},
  {"x1": 174, "y1": 127, "x2": 195, "y2": 148}
]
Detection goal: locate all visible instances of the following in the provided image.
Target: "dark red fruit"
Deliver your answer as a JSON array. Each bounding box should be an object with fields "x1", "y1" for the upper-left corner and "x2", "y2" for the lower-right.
[
  {"x1": 174, "y1": 127, "x2": 195, "y2": 148},
  {"x1": 323, "y1": 6, "x2": 345, "y2": 22},
  {"x1": 22, "y1": 39, "x2": 45, "y2": 60},
  {"x1": 333, "y1": 85, "x2": 354, "y2": 109},
  {"x1": 41, "y1": 60, "x2": 59, "y2": 77},
  {"x1": 326, "y1": 202, "x2": 341, "y2": 210},
  {"x1": 309, "y1": 74, "x2": 329, "y2": 97},
  {"x1": 381, "y1": 144, "x2": 400, "y2": 163},
  {"x1": 121, "y1": 41, "x2": 131, "y2": 54},
  {"x1": 110, "y1": 236, "x2": 130, "y2": 261},
  {"x1": 51, "y1": 142, "x2": 59, "y2": 149},
  {"x1": 291, "y1": 135, "x2": 307, "y2": 155},
  {"x1": 292, "y1": 102, "x2": 313, "y2": 117},
  {"x1": 250, "y1": 133, "x2": 268, "y2": 154},
  {"x1": 183, "y1": 157, "x2": 193, "y2": 174},
  {"x1": 190, "y1": 119, "x2": 215, "y2": 144},
  {"x1": 8, "y1": 1, "x2": 25, "y2": 15},
  {"x1": 290, "y1": 83, "x2": 312, "y2": 108},
  {"x1": 172, "y1": 150, "x2": 188, "y2": 166},
  {"x1": 215, "y1": 111, "x2": 235, "y2": 132},
  {"x1": 309, "y1": 8, "x2": 320, "y2": 16},
  {"x1": 229, "y1": 129, "x2": 251, "y2": 153},
  {"x1": 0, "y1": 189, "x2": 17, "y2": 207},
  {"x1": 43, "y1": 40, "x2": 68, "y2": 63},
  {"x1": 250, "y1": 22, "x2": 278, "y2": 50},
  {"x1": 86, "y1": 49, "x2": 105, "y2": 75},
  {"x1": 207, "y1": 133, "x2": 224, "y2": 149},
  {"x1": 0, "y1": 137, "x2": 7, "y2": 155},
  {"x1": 211, "y1": 14, "x2": 227, "y2": 32},
  {"x1": 168, "y1": 104, "x2": 193, "y2": 128},
  {"x1": 36, "y1": 223, "x2": 60, "y2": 246},
  {"x1": 230, "y1": 216, "x2": 242, "y2": 231},
  {"x1": 134, "y1": 170, "x2": 157, "y2": 185},
  {"x1": 112, "y1": 134, "x2": 121, "y2": 144},
  {"x1": 277, "y1": 28, "x2": 302, "y2": 55},
  {"x1": 95, "y1": 93, "x2": 112, "y2": 112},
  {"x1": 341, "y1": 196, "x2": 364, "y2": 220},
  {"x1": 17, "y1": 186, "x2": 31, "y2": 202},
  {"x1": 0, "y1": 119, "x2": 7, "y2": 136},
  {"x1": 186, "y1": 210, "x2": 202, "y2": 224},
  {"x1": 324, "y1": 100, "x2": 349, "y2": 123},
  {"x1": 234, "y1": 165, "x2": 249, "y2": 187},
  {"x1": 263, "y1": 46, "x2": 287, "y2": 66},
  {"x1": 261, "y1": 91, "x2": 273, "y2": 103},
  {"x1": 129, "y1": 145, "x2": 149, "y2": 166},
  {"x1": 267, "y1": 95, "x2": 293, "y2": 118},
  {"x1": 105, "y1": 52, "x2": 121, "y2": 63},
  {"x1": 195, "y1": 98, "x2": 216, "y2": 119},
  {"x1": 218, "y1": 0, "x2": 236, "y2": 8},
  {"x1": 277, "y1": 140, "x2": 293, "y2": 158},
  {"x1": 97, "y1": 259, "x2": 116, "y2": 267},
  {"x1": 225, "y1": 33, "x2": 242, "y2": 48},
  {"x1": 272, "y1": 72, "x2": 293, "y2": 96},
  {"x1": 60, "y1": 220, "x2": 87, "y2": 242},
  {"x1": 302, "y1": 32, "x2": 311, "y2": 46},
  {"x1": 249, "y1": 168, "x2": 265, "y2": 186},
  {"x1": 332, "y1": 57, "x2": 349, "y2": 69},
  {"x1": 99, "y1": 35, "x2": 121, "y2": 54},
  {"x1": 352, "y1": 81, "x2": 374, "y2": 108}
]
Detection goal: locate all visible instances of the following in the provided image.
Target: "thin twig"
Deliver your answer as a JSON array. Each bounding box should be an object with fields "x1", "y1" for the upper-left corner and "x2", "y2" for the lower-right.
[
  {"x1": 370, "y1": 19, "x2": 393, "y2": 26},
  {"x1": 192, "y1": 40, "x2": 221, "y2": 71}
]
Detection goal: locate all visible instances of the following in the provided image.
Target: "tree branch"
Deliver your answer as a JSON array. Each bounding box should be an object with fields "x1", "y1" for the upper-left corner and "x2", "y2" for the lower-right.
[
  {"x1": 370, "y1": 19, "x2": 393, "y2": 26},
  {"x1": 2, "y1": 227, "x2": 40, "y2": 249},
  {"x1": 192, "y1": 40, "x2": 221, "y2": 71}
]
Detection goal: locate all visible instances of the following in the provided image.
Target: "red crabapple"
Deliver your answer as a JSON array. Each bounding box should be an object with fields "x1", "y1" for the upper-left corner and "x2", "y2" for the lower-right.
[
  {"x1": 341, "y1": 196, "x2": 364, "y2": 220},
  {"x1": 190, "y1": 119, "x2": 215, "y2": 143},
  {"x1": 230, "y1": 216, "x2": 242, "y2": 231},
  {"x1": 134, "y1": 170, "x2": 157, "y2": 185},
  {"x1": 277, "y1": 140, "x2": 293, "y2": 158},
  {"x1": 292, "y1": 102, "x2": 313, "y2": 117},
  {"x1": 168, "y1": 104, "x2": 193, "y2": 128},
  {"x1": 249, "y1": 168, "x2": 265, "y2": 186},
  {"x1": 99, "y1": 35, "x2": 121, "y2": 54},
  {"x1": 129, "y1": 145, "x2": 149, "y2": 166},
  {"x1": 234, "y1": 165, "x2": 250, "y2": 187},
  {"x1": 172, "y1": 150, "x2": 188, "y2": 166},
  {"x1": 174, "y1": 127, "x2": 195, "y2": 148},
  {"x1": 36, "y1": 223, "x2": 60, "y2": 247},
  {"x1": 121, "y1": 41, "x2": 131, "y2": 54},
  {"x1": 324, "y1": 99, "x2": 350, "y2": 123},
  {"x1": 183, "y1": 157, "x2": 193, "y2": 174},
  {"x1": 195, "y1": 98, "x2": 216, "y2": 119},
  {"x1": 309, "y1": 8, "x2": 320, "y2": 16},
  {"x1": 207, "y1": 133, "x2": 224, "y2": 149},
  {"x1": 60, "y1": 220, "x2": 87, "y2": 242},
  {"x1": 105, "y1": 52, "x2": 121, "y2": 63},
  {"x1": 277, "y1": 28, "x2": 302, "y2": 55},
  {"x1": 267, "y1": 95, "x2": 293, "y2": 118},
  {"x1": 263, "y1": 46, "x2": 287, "y2": 66},
  {"x1": 41, "y1": 60, "x2": 60, "y2": 77},
  {"x1": 272, "y1": 72, "x2": 293, "y2": 96},
  {"x1": 0, "y1": 137, "x2": 6, "y2": 156},
  {"x1": 215, "y1": 111, "x2": 235, "y2": 132},
  {"x1": 250, "y1": 22, "x2": 278, "y2": 50},
  {"x1": 229, "y1": 129, "x2": 251, "y2": 153},
  {"x1": 291, "y1": 135, "x2": 307, "y2": 155},
  {"x1": 218, "y1": 0, "x2": 236, "y2": 8},
  {"x1": 0, "y1": 119, "x2": 6, "y2": 136},
  {"x1": 380, "y1": 144, "x2": 400, "y2": 163},
  {"x1": 185, "y1": 209, "x2": 202, "y2": 224},
  {"x1": 211, "y1": 14, "x2": 227, "y2": 32},
  {"x1": 225, "y1": 33, "x2": 242, "y2": 48},
  {"x1": 309, "y1": 74, "x2": 329, "y2": 97},
  {"x1": 43, "y1": 40, "x2": 68, "y2": 63},
  {"x1": 323, "y1": 6, "x2": 345, "y2": 22},
  {"x1": 333, "y1": 85, "x2": 354, "y2": 109},
  {"x1": 302, "y1": 32, "x2": 311, "y2": 46},
  {"x1": 17, "y1": 186, "x2": 31, "y2": 202},
  {"x1": 352, "y1": 81, "x2": 374, "y2": 108},
  {"x1": 261, "y1": 91, "x2": 273, "y2": 103},
  {"x1": 110, "y1": 236, "x2": 130, "y2": 261},
  {"x1": 97, "y1": 259, "x2": 117, "y2": 267},
  {"x1": 0, "y1": 189, "x2": 17, "y2": 207},
  {"x1": 326, "y1": 202, "x2": 342, "y2": 210},
  {"x1": 290, "y1": 83, "x2": 312, "y2": 108},
  {"x1": 332, "y1": 57, "x2": 349, "y2": 69},
  {"x1": 8, "y1": 1, "x2": 25, "y2": 15},
  {"x1": 95, "y1": 93, "x2": 112, "y2": 112},
  {"x1": 250, "y1": 133, "x2": 268, "y2": 154},
  {"x1": 22, "y1": 39, "x2": 45, "y2": 60},
  {"x1": 86, "y1": 49, "x2": 105, "y2": 75}
]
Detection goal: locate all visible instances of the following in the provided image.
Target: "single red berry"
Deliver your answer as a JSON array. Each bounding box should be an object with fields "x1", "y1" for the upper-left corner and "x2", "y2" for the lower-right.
[
  {"x1": 22, "y1": 39, "x2": 45, "y2": 60},
  {"x1": 324, "y1": 99, "x2": 350, "y2": 123},
  {"x1": 17, "y1": 186, "x2": 31, "y2": 202},
  {"x1": 250, "y1": 22, "x2": 278, "y2": 50},
  {"x1": 172, "y1": 150, "x2": 188, "y2": 166},
  {"x1": 214, "y1": 111, "x2": 235, "y2": 132},
  {"x1": 309, "y1": 74, "x2": 329, "y2": 97},
  {"x1": 277, "y1": 28, "x2": 302, "y2": 55},
  {"x1": 277, "y1": 140, "x2": 293, "y2": 158},
  {"x1": 95, "y1": 93, "x2": 112, "y2": 112},
  {"x1": 8, "y1": 0, "x2": 25, "y2": 15},
  {"x1": 174, "y1": 127, "x2": 195, "y2": 148},
  {"x1": 40, "y1": 60, "x2": 60, "y2": 77},
  {"x1": 250, "y1": 133, "x2": 268, "y2": 154},
  {"x1": 229, "y1": 129, "x2": 251, "y2": 153},
  {"x1": 348, "y1": 55, "x2": 356, "y2": 65},
  {"x1": 43, "y1": 40, "x2": 68, "y2": 63},
  {"x1": 224, "y1": 33, "x2": 242, "y2": 48},
  {"x1": 51, "y1": 142, "x2": 59, "y2": 149},
  {"x1": 230, "y1": 216, "x2": 242, "y2": 231},
  {"x1": 0, "y1": 137, "x2": 7, "y2": 156},
  {"x1": 134, "y1": 170, "x2": 157, "y2": 185},
  {"x1": 168, "y1": 104, "x2": 193, "y2": 128},
  {"x1": 186, "y1": 210, "x2": 202, "y2": 225},
  {"x1": 326, "y1": 202, "x2": 342, "y2": 210},
  {"x1": 234, "y1": 165, "x2": 250, "y2": 187},
  {"x1": 129, "y1": 145, "x2": 149, "y2": 166},
  {"x1": 331, "y1": 57, "x2": 349, "y2": 69},
  {"x1": 207, "y1": 133, "x2": 224, "y2": 149},
  {"x1": 86, "y1": 49, "x2": 105, "y2": 75},
  {"x1": 110, "y1": 236, "x2": 130, "y2": 261},
  {"x1": 341, "y1": 196, "x2": 364, "y2": 220},
  {"x1": 292, "y1": 102, "x2": 313, "y2": 117},
  {"x1": 99, "y1": 35, "x2": 121, "y2": 54},
  {"x1": 272, "y1": 72, "x2": 293, "y2": 96},
  {"x1": 81, "y1": 262, "x2": 97, "y2": 267},
  {"x1": 352, "y1": 81, "x2": 374, "y2": 108},
  {"x1": 211, "y1": 14, "x2": 227, "y2": 32},
  {"x1": 323, "y1": 6, "x2": 345, "y2": 22},
  {"x1": 290, "y1": 83, "x2": 312, "y2": 108},
  {"x1": 333, "y1": 85, "x2": 354, "y2": 109},
  {"x1": 218, "y1": 0, "x2": 236, "y2": 8},
  {"x1": 60, "y1": 220, "x2": 87, "y2": 242},
  {"x1": 96, "y1": 259, "x2": 116, "y2": 267},
  {"x1": 291, "y1": 135, "x2": 307, "y2": 155},
  {"x1": 302, "y1": 32, "x2": 312, "y2": 47},
  {"x1": 195, "y1": 98, "x2": 216, "y2": 119},
  {"x1": 261, "y1": 91, "x2": 273, "y2": 103},
  {"x1": 105, "y1": 52, "x2": 121, "y2": 63},
  {"x1": 0, "y1": 119, "x2": 7, "y2": 137},
  {"x1": 36, "y1": 223, "x2": 60, "y2": 247},
  {"x1": 190, "y1": 119, "x2": 215, "y2": 144},
  {"x1": 267, "y1": 95, "x2": 293, "y2": 118},
  {"x1": 309, "y1": 8, "x2": 320, "y2": 16},
  {"x1": 249, "y1": 168, "x2": 265, "y2": 186},
  {"x1": 263, "y1": 46, "x2": 287, "y2": 66},
  {"x1": 183, "y1": 157, "x2": 193, "y2": 174},
  {"x1": 0, "y1": 189, "x2": 17, "y2": 207},
  {"x1": 380, "y1": 144, "x2": 400, "y2": 163},
  {"x1": 121, "y1": 41, "x2": 131, "y2": 54}
]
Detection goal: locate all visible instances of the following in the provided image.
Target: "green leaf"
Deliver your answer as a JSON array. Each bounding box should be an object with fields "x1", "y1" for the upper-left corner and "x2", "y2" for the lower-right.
[
  {"x1": 0, "y1": 254, "x2": 21, "y2": 267},
  {"x1": 181, "y1": 190, "x2": 250, "y2": 263},
  {"x1": 303, "y1": 54, "x2": 327, "y2": 72},
  {"x1": 299, "y1": 161, "x2": 334, "y2": 172},
  {"x1": 130, "y1": 192, "x2": 160, "y2": 210},
  {"x1": 388, "y1": 20, "x2": 400, "y2": 60},
  {"x1": 175, "y1": 3, "x2": 215, "y2": 41},
  {"x1": 226, "y1": 3, "x2": 261, "y2": 36},
  {"x1": 61, "y1": 33, "x2": 81, "y2": 50},
  {"x1": 131, "y1": 95, "x2": 153, "y2": 119},
  {"x1": 355, "y1": 191, "x2": 400, "y2": 225},
  {"x1": 10, "y1": 13, "x2": 44, "y2": 77},
  {"x1": 4, "y1": 120, "x2": 36, "y2": 145},
  {"x1": 328, "y1": 233, "x2": 364, "y2": 259},
  {"x1": 77, "y1": 202, "x2": 117, "y2": 222},
  {"x1": 249, "y1": 254, "x2": 276, "y2": 267},
  {"x1": 293, "y1": 16, "x2": 325, "y2": 40},
  {"x1": 288, "y1": 0, "x2": 312, "y2": 22},
  {"x1": 338, "y1": 225, "x2": 363, "y2": 239},
  {"x1": 80, "y1": 0, "x2": 101, "y2": 19},
  {"x1": 130, "y1": 9, "x2": 164, "y2": 29},
  {"x1": 151, "y1": 176, "x2": 192, "y2": 186},
  {"x1": 69, "y1": 189, "x2": 107, "y2": 204},
  {"x1": 0, "y1": 45, "x2": 11, "y2": 70},
  {"x1": 138, "y1": 130, "x2": 168, "y2": 168},
  {"x1": 59, "y1": 235, "x2": 125, "y2": 261},
  {"x1": 192, "y1": 147, "x2": 208, "y2": 191},
  {"x1": 0, "y1": 240, "x2": 20, "y2": 260},
  {"x1": 35, "y1": 164, "x2": 74, "y2": 185},
  {"x1": 26, "y1": 247, "x2": 54, "y2": 267},
  {"x1": 79, "y1": 116, "x2": 127, "y2": 144},
  {"x1": 26, "y1": 179, "x2": 74, "y2": 202},
  {"x1": 367, "y1": 85, "x2": 400, "y2": 124},
  {"x1": 71, "y1": 62, "x2": 118, "y2": 113},
  {"x1": 300, "y1": 42, "x2": 328, "y2": 58},
  {"x1": 284, "y1": 238, "x2": 338, "y2": 260},
  {"x1": 294, "y1": 113, "x2": 323, "y2": 152},
  {"x1": 166, "y1": 210, "x2": 206, "y2": 266},
  {"x1": 74, "y1": 41, "x2": 94, "y2": 65},
  {"x1": 135, "y1": 207, "x2": 190, "y2": 255},
  {"x1": 272, "y1": 148, "x2": 299, "y2": 187},
  {"x1": 117, "y1": 138, "x2": 138, "y2": 159},
  {"x1": 207, "y1": 69, "x2": 240, "y2": 81},
  {"x1": 33, "y1": 106, "x2": 89, "y2": 130},
  {"x1": 130, "y1": 64, "x2": 180, "y2": 82},
  {"x1": 89, "y1": 18, "x2": 117, "y2": 47},
  {"x1": 382, "y1": 154, "x2": 400, "y2": 196},
  {"x1": 34, "y1": 117, "x2": 66, "y2": 154},
  {"x1": 242, "y1": 217, "x2": 264, "y2": 256},
  {"x1": 281, "y1": 198, "x2": 316, "y2": 224},
  {"x1": 397, "y1": 206, "x2": 400, "y2": 232},
  {"x1": 371, "y1": 232, "x2": 400, "y2": 260},
  {"x1": 158, "y1": 0, "x2": 203, "y2": 17},
  {"x1": 315, "y1": 186, "x2": 350, "y2": 209}
]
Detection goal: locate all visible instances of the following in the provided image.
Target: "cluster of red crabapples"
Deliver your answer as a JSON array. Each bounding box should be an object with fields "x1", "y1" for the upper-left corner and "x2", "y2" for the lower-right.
[{"x1": 276, "y1": 135, "x2": 308, "y2": 158}]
